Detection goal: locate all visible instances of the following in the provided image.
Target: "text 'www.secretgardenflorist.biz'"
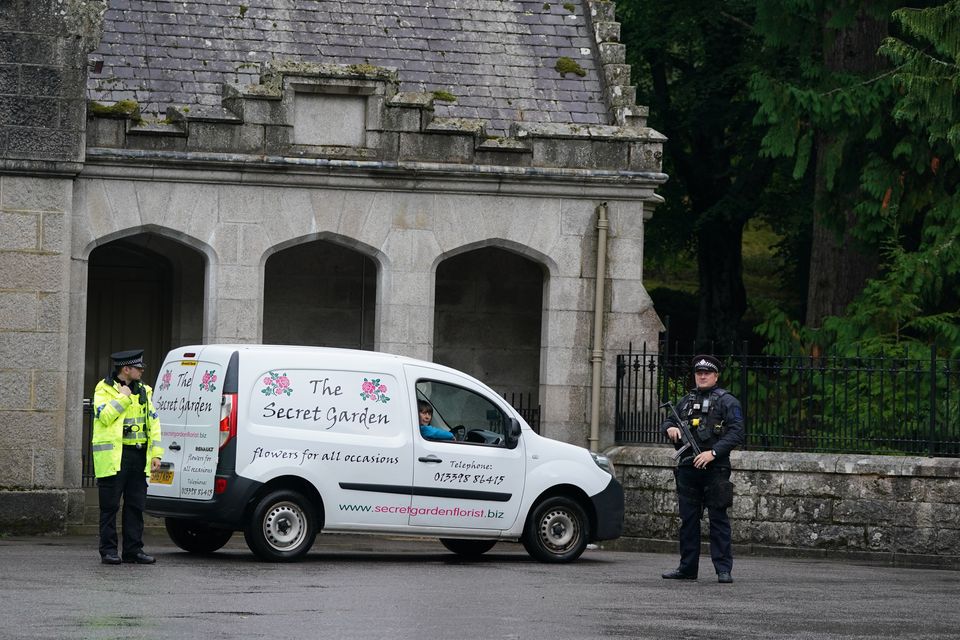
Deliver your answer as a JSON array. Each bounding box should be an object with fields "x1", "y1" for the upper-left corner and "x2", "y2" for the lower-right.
[{"x1": 338, "y1": 503, "x2": 504, "y2": 519}]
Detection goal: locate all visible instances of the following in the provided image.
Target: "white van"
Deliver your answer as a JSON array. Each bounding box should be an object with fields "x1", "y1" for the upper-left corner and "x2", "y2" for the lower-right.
[{"x1": 145, "y1": 345, "x2": 623, "y2": 562}]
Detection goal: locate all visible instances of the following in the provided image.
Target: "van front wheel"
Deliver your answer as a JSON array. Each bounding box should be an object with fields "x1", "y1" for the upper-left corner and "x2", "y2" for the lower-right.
[
  {"x1": 244, "y1": 489, "x2": 317, "y2": 562},
  {"x1": 165, "y1": 518, "x2": 233, "y2": 554},
  {"x1": 522, "y1": 496, "x2": 588, "y2": 563}
]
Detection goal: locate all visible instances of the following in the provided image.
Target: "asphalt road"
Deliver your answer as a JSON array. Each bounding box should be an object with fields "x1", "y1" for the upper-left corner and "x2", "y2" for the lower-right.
[{"x1": 0, "y1": 532, "x2": 957, "y2": 640}]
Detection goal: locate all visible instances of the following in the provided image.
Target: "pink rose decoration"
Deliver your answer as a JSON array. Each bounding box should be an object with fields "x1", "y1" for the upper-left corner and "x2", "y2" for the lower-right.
[
  {"x1": 274, "y1": 387, "x2": 282, "y2": 395},
  {"x1": 377, "y1": 384, "x2": 387, "y2": 393},
  {"x1": 362, "y1": 381, "x2": 375, "y2": 394},
  {"x1": 277, "y1": 376, "x2": 289, "y2": 388},
  {"x1": 263, "y1": 376, "x2": 272, "y2": 385}
]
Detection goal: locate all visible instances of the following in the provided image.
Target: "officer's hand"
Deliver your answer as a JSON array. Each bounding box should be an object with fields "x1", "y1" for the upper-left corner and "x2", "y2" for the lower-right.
[
  {"x1": 666, "y1": 426, "x2": 681, "y2": 442},
  {"x1": 151, "y1": 457, "x2": 161, "y2": 472},
  {"x1": 119, "y1": 385, "x2": 132, "y2": 397},
  {"x1": 693, "y1": 450, "x2": 716, "y2": 469}
]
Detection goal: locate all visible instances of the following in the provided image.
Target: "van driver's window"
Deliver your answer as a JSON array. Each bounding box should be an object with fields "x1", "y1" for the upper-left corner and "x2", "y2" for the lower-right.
[{"x1": 416, "y1": 380, "x2": 507, "y2": 446}]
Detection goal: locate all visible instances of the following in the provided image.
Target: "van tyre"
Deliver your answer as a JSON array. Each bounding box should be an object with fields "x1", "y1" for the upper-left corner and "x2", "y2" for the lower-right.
[
  {"x1": 165, "y1": 518, "x2": 233, "y2": 554},
  {"x1": 522, "y1": 496, "x2": 589, "y2": 563},
  {"x1": 244, "y1": 489, "x2": 317, "y2": 562},
  {"x1": 439, "y1": 538, "x2": 497, "y2": 558}
]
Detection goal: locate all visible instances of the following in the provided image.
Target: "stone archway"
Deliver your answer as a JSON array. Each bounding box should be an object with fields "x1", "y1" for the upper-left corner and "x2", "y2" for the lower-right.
[
  {"x1": 263, "y1": 240, "x2": 377, "y2": 349},
  {"x1": 84, "y1": 233, "x2": 206, "y2": 394},
  {"x1": 434, "y1": 247, "x2": 544, "y2": 399}
]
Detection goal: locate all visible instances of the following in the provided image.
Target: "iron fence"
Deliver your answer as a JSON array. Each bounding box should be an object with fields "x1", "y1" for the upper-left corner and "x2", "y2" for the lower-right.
[
  {"x1": 504, "y1": 392, "x2": 541, "y2": 434},
  {"x1": 82, "y1": 399, "x2": 96, "y2": 487},
  {"x1": 615, "y1": 342, "x2": 960, "y2": 457}
]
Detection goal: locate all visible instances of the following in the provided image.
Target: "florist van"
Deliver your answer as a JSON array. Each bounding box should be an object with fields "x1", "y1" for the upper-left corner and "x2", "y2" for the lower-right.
[{"x1": 145, "y1": 345, "x2": 623, "y2": 562}]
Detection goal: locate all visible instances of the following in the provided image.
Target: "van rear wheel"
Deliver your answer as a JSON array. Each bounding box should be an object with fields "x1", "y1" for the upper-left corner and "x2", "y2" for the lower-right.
[
  {"x1": 165, "y1": 518, "x2": 233, "y2": 554},
  {"x1": 522, "y1": 496, "x2": 588, "y2": 563},
  {"x1": 244, "y1": 489, "x2": 317, "y2": 562},
  {"x1": 439, "y1": 538, "x2": 497, "y2": 558}
]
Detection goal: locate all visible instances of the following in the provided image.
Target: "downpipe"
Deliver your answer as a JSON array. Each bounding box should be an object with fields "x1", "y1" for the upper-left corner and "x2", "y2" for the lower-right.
[{"x1": 589, "y1": 202, "x2": 609, "y2": 452}]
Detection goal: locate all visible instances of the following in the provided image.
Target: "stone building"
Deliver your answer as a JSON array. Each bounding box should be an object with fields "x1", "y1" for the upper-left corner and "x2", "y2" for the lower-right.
[{"x1": 0, "y1": 0, "x2": 665, "y2": 532}]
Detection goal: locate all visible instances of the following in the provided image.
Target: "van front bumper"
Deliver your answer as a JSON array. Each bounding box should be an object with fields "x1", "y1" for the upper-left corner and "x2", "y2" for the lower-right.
[
  {"x1": 590, "y1": 476, "x2": 625, "y2": 541},
  {"x1": 146, "y1": 474, "x2": 262, "y2": 529}
]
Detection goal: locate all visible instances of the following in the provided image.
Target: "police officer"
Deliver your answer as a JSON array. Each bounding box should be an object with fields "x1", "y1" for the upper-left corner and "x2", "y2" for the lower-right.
[
  {"x1": 661, "y1": 354, "x2": 744, "y2": 583},
  {"x1": 92, "y1": 350, "x2": 163, "y2": 565}
]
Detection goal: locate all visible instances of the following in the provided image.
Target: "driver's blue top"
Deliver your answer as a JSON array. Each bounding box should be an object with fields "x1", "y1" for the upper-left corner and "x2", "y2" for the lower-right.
[{"x1": 420, "y1": 424, "x2": 454, "y2": 440}]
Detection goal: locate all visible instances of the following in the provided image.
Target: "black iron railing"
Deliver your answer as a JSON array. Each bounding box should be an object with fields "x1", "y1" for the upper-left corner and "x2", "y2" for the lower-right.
[
  {"x1": 615, "y1": 342, "x2": 960, "y2": 457},
  {"x1": 82, "y1": 399, "x2": 96, "y2": 487},
  {"x1": 504, "y1": 392, "x2": 541, "y2": 434}
]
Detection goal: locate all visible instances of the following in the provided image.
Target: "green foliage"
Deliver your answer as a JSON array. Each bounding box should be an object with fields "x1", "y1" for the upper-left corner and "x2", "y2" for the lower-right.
[
  {"x1": 752, "y1": 0, "x2": 899, "y2": 213},
  {"x1": 881, "y1": 2, "x2": 960, "y2": 154},
  {"x1": 751, "y1": 0, "x2": 960, "y2": 354}
]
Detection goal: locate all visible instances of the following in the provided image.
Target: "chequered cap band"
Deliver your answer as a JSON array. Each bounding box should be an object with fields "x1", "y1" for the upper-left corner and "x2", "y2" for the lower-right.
[
  {"x1": 115, "y1": 356, "x2": 144, "y2": 367},
  {"x1": 693, "y1": 359, "x2": 719, "y2": 372}
]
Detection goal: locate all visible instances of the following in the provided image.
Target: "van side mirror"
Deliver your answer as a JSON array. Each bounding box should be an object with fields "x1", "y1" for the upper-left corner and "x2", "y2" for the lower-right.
[{"x1": 505, "y1": 418, "x2": 522, "y2": 449}]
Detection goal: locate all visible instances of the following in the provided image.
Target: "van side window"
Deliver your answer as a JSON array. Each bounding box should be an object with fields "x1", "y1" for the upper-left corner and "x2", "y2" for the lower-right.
[{"x1": 416, "y1": 380, "x2": 507, "y2": 446}]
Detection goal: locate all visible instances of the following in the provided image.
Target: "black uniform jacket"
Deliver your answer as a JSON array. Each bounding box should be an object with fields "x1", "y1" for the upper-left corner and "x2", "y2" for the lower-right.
[{"x1": 660, "y1": 385, "x2": 745, "y2": 465}]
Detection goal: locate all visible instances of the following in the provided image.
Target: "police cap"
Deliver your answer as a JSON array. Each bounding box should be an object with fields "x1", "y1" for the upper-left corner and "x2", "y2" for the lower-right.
[
  {"x1": 111, "y1": 349, "x2": 145, "y2": 369},
  {"x1": 691, "y1": 354, "x2": 721, "y2": 373}
]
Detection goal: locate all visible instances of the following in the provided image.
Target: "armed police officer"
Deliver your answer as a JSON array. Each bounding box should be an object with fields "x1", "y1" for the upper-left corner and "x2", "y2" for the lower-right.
[
  {"x1": 661, "y1": 354, "x2": 744, "y2": 583},
  {"x1": 91, "y1": 349, "x2": 163, "y2": 565}
]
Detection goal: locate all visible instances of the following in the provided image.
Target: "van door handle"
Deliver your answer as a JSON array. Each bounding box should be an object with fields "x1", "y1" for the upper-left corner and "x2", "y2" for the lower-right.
[
  {"x1": 168, "y1": 442, "x2": 181, "y2": 451},
  {"x1": 418, "y1": 455, "x2": 442, "y2": 463}
]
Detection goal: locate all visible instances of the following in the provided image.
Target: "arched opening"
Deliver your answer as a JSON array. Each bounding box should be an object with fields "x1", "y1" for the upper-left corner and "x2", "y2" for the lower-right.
[
  {"x1": 434, "y1": 247, "x2": 544, "y2": 400},
  {"x1": 82, "y1": 233, "x2": 206, "y2": 486},
  {"x1": 263, "y1": 240, "x2": 377, "y2": 349},
  {"x1": 84, "y1": 233, "x2": 206, "y2": 394}
]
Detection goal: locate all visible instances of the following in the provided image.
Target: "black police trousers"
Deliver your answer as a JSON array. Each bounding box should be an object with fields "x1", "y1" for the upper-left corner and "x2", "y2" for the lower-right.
[
  {"x1": 674, "y1": 463, "x2": 733, "y2": 576},
  {"x1": 97, "y1": 445, "x2": 148, "y2": 558}
]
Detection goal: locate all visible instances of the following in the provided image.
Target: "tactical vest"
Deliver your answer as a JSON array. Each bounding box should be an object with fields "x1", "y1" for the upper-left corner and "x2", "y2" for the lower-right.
[{"x1": 682, "y1": 387, "x2": 728, "y2": 448}]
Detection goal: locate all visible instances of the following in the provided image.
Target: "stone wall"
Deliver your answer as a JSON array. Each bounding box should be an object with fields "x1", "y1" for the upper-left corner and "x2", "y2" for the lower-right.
[
  {"x1": 608, "y1": 446, "x2": 960, "y2": 568},
  {"x1": 0, "y1": 1, "x2": 104, "y2": 532},
  {"x1": 0, "y1": 0, "x2": 104, "y2": 170}
]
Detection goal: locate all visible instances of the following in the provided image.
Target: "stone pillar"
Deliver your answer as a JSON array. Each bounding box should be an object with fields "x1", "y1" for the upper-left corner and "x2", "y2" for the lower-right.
[
  {"x1": 0, "y1": 1, "x2": 105, "y2": 533},
  {"x1": 378, "y1": 228, "x2": 441, "y2": 361},
  {"x1": 600, "y1": 199, "x2": 662, "y2": 449}
]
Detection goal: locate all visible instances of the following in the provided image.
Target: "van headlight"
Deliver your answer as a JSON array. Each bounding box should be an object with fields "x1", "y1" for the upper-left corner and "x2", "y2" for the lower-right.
[{"x1": 590, "y1": 451, "x2": 616, "y2": 479}]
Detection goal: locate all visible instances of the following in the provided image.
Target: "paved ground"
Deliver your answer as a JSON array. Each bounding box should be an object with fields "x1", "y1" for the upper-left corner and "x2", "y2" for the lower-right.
[{"x1": 0, "y1": 532, "x2": 957, "y2": 640}]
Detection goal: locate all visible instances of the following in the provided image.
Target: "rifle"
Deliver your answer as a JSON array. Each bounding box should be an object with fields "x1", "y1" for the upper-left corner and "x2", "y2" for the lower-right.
[{"x1": 660, "y1": 401, "x2": 702, "y2": 461}]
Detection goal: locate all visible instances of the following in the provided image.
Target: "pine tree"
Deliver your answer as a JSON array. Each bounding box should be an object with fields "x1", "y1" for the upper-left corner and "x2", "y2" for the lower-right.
[{"x1": 755, "y1": 1, "x2": 960, "y2": 355}]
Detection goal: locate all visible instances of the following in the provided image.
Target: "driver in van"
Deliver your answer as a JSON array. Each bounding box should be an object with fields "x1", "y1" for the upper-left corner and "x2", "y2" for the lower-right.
[{"x1": 418, "y1": 400, "x2": 454, "y2": 440}]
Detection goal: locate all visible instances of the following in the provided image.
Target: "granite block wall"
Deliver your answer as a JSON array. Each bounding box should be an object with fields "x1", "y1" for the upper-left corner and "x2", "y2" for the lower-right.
[{"x1": 608, "y1": 446, "x2": 960, "y2": 568}]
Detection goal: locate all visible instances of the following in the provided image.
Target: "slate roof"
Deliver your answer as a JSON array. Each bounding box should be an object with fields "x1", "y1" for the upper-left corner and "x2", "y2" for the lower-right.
[{"x1": 87, "y1": 0, "x2": 611, "y2": 136}]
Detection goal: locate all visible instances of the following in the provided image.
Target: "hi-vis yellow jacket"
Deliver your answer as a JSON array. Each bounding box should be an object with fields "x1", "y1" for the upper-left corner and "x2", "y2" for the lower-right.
[{"x1": 91, "y1": 378, "x2": 163, "y2": 478}]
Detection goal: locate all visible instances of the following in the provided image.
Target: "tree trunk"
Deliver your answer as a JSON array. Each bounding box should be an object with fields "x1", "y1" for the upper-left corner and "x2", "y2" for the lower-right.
[
  {"x1": 696, "y1": 218, "x2": 747, "y2": 348},
  {"x1": 805, "y1": 8, "x2": 887, "y2": 328}
]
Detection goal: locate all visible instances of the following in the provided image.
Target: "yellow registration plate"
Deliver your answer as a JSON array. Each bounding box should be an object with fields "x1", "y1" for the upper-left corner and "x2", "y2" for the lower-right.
[{"x1": 151, "y1": 470, "x2": 174, "y2": 485}]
